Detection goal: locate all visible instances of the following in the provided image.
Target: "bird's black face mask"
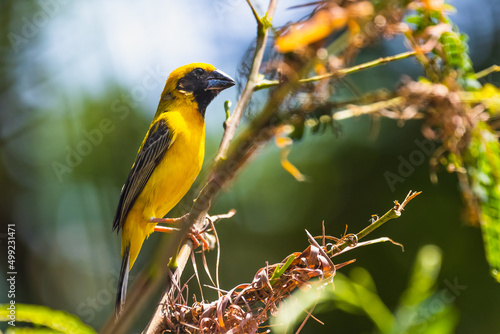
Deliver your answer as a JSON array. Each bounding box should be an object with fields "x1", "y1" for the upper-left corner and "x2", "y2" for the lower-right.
[{"x1": 176, "y1": 67, "x2": 235, "y2": 116}]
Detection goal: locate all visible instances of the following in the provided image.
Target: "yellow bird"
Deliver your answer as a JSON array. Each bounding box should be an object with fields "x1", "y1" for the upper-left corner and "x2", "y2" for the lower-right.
[{"x1": 112, "y1": 63, "x2": 234, "y2": 315}]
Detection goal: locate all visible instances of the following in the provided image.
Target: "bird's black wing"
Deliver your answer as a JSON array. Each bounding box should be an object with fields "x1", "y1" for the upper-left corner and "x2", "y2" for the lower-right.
[{"x1": 112, "y1": 119, "x2": 172, "y2": 232}]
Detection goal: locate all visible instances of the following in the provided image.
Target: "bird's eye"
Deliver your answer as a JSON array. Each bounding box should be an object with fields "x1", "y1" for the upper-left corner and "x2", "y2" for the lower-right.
[{"x1": 193, "y1": 67, "x2": 204, "y2": 76}]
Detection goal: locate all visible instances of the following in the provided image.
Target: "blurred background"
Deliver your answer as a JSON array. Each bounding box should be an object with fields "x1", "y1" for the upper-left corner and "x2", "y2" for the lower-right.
[{"x1": 1, "y1": 0, "x2": 500, "y2": 333}]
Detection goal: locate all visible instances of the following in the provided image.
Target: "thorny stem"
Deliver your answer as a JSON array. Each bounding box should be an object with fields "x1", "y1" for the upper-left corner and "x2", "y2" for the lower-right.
[
  {"x1": 254, "y1": 50, "x2": 418, "y2": 91},
  {"x1": 335, "y1": 191, "x2": 421, "y2": 253}
]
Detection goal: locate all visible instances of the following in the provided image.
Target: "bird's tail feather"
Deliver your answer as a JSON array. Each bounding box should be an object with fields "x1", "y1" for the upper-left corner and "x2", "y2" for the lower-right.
[{"x1": 115, "y1": 243, "x2": 130, "y2": 317}]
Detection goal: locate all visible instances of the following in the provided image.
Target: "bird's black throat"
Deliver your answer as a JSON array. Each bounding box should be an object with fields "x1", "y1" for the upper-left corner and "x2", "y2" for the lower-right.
[
  {"x1": 176, "y1": 67, "x2": 234, "y2": 117},
  {"x1": 193, "y1": 90, "x2": 219, "y2": 117}
]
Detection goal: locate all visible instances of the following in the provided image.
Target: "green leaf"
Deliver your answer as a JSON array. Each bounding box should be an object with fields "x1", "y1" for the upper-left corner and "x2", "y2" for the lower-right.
[
  {"x1": 465, "y1": 122, "x2": 500, "y2": 282},
  {"x1": 0, "y1": 304, "x2": 97, "y2": 334},
  {"x1": 405, "y1": 15, "x2": 422, "y2": 25},
  {"x1": 270, "y1": 254, "x2": 296, "y2": 285}
]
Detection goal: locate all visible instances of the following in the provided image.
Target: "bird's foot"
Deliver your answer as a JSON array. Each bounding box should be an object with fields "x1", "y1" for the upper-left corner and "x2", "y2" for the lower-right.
[
  {"x1": 151, "y1": 209, "x2": 236, "y2": 251},
  {"x1": 151, "y1": 214, "x2": 211, "y2": 250},
  {"x1": 188, "y1": 224, "x2": 211, "y2": 251}
]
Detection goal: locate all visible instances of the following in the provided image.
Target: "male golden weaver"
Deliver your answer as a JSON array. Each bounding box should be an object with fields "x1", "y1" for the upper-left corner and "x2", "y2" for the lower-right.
[{"x1": 112, "y1": 63, "x2": 234, "y2": 315}]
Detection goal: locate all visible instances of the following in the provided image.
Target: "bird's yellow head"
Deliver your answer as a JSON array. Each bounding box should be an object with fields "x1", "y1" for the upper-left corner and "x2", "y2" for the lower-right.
[{"x1": 160, "y1": 63, "x2": 235, "y2": 117}]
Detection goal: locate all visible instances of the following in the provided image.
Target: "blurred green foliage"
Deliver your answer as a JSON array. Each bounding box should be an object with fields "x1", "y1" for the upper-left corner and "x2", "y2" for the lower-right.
[
  {"x1": 406, "y1": 2, "x2": 500, "y2": 282},
  {"x1": 0, "y1": 304, "x2": 96, "y2": 334}
]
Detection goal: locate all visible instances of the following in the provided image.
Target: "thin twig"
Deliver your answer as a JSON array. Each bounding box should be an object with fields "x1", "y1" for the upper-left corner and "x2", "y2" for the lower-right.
[
  {"x1": 296, "y1": 299, "x2": 319, "y2": 334},
  {"x1": 333, "y1": 237, "x2": 405, "y2": 257},
  {"x1": 331, "y1": 191, "x2": 421, "y2": 255},
  {"x1": 357, "y1": 190, "x2": 421, "y2": 241},
  {"x1": 333, "y1": 97, "x2": 406, "y2": 121},
  {"x1": 246, "y1": 0, "x2": 261, "y2": 27},
  {"x1": 254, "y1": 50, "x2": 417, "y2": 91},
  {"x1": 216, "y1": 0, "x2": 278, "y2": 161},
  {"x1": 210, "y1": 209, "x2": 237, "y2": 222},
  {"x1": 191, "y1": 251, "x2": 205, "y2": 302},
  {"x1": 209, "y1": 215, "x2": 223, "y2": 296},
  {"x1": 475, "y1": 64, "x2": 500, "y2": 80}
]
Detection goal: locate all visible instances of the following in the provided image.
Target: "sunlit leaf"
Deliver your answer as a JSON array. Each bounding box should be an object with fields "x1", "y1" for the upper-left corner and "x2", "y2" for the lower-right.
[
  {"x1": 0, "y1": 304, "x2": 97, "y2": 334},
  {"x1": 275, "y1": 2, "x2": 373, "y2": 53},
  {"x1": 276, "y1": 6, "x2": 348, "y2": 53},
  {"x1": 465, "y1": 122, "x2": 500, "y2": 282}
]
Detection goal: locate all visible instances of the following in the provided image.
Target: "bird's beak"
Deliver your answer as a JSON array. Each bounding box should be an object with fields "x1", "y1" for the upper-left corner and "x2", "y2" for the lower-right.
[{"x1": 205, "y1": 69, "x2": 235, "y2": 91}]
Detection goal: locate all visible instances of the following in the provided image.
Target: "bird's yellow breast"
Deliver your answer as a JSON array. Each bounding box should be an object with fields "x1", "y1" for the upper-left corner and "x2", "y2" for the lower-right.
[
  {"x1": 143, "y1": 109, "x2": 205, "y2": 219},
  {"x1": 121, "y1": 102, "x2": 205, "y2": 265}
]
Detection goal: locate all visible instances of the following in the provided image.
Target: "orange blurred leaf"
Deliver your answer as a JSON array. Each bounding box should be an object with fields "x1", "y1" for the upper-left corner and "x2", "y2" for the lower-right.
[
  {"x1": 275, "y1": 2, "x2": 373, "y2": 53},
  {"x1": 275, "y1": 125, "x2": 306, "y2": 181},
  {"x1": 280, "y1": 147, "x2": 306, "y2": 182},
  {"x1": 276, "y1": 6, "x2": 348, "y2": 53}
]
